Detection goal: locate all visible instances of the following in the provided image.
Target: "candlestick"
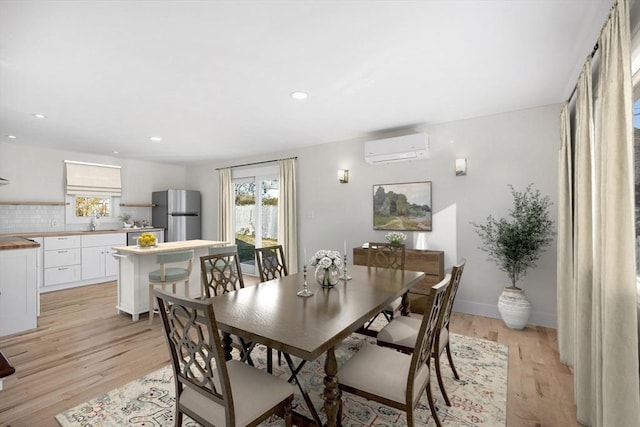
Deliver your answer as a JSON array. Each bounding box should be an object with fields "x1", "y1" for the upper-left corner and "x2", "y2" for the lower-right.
[
  {"x1": 343, "y1": 240, "x2": 347, "y2": 256},
  {"x1": 340, "y1": 253, "x2": 352, "y2": 281},
  {"x1": 297, "y1": 264, "x2": 314, "y2": 297}
]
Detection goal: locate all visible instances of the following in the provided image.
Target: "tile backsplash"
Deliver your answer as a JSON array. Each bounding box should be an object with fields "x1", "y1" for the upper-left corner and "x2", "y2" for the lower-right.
[
  {"x1": 0, "y1": 205, "x2": 153, "y2": 234},
  {"x1": 0, "y1": 205, "x2": 66, "y2": 233}
]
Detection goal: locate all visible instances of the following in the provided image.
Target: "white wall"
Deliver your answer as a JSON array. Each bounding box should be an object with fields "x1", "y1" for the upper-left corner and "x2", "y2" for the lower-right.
[
  {"x1": 192, "y1": 103, "x2": 562, "y2": 327},
  {"x1": 0, "y1": 142, "x2": 187, "y2": 202},
  {"x1": 0, "y1": 142, "x2": 187, "y2": 232}
]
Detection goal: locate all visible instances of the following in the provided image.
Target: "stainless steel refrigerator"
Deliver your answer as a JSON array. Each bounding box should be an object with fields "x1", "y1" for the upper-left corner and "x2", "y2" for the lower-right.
[{"x1": 152, "y1": 190, "x2": 201, "y2": 242}]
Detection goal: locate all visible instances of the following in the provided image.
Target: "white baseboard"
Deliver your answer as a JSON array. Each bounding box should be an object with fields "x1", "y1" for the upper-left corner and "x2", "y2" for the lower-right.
[{"x1": 454, "y1": 299, "x2": 557, "y2": 329}]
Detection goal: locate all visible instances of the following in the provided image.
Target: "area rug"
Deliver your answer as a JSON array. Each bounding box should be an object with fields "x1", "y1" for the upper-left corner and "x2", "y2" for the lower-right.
[{"x1": 56, "y1": 333, "x2": 507, "y2": 426}]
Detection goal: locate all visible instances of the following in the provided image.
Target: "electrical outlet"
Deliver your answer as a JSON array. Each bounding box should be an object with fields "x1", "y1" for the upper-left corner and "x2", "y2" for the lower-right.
[{"x1": 51, "y1": 219, "x2": 57, "y2": 227}]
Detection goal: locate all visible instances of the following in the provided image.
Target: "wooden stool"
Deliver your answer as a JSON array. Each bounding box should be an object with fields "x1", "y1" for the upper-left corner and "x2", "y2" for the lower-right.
[{"x1": 148, "y1": 250, "x2": 193, "y2": 325}]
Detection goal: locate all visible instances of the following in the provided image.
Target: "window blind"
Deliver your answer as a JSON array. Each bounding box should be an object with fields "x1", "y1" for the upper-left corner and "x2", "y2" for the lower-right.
[{"x1": 65, "y1": 160, "x2": 122, "y2": 196}]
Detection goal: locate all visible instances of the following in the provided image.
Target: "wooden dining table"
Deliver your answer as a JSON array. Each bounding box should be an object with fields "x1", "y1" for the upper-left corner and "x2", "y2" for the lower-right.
[{"x1": 211, "y1": 264, "x2": 425, "y2": 427}]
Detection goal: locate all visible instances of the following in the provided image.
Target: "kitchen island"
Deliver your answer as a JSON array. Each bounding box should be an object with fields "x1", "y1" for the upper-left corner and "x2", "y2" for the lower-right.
[{"x1": 112, "y1": 239, "x2": 227, "y2": 321}]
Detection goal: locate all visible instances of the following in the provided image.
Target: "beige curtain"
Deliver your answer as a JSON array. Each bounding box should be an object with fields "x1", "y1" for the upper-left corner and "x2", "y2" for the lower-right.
[
  {"x1": 557, "y1": 104, "x2": 575, "y2": 366},
  {"x1": 592, "y1": 2, "x2": 639, "y2": 424},
  {"x1": 278, "y1": 158, "x2": 298, "y2": 273},
  {"x1": 557, "y1": 1, "x2": 640, "y2": 425},
  {"x1": 217, "y1": 168, "x2": 234, "y2": 244},
  {"x1": 573, "y1": 59, "x2": 596, "y2": 424}
]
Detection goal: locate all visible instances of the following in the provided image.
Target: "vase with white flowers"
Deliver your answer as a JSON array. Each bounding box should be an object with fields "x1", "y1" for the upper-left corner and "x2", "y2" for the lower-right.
[
  {"x1": 385, "y1": 231, "x2": 407, "y2": 246},
  {"x1": 309, "y1": 250, "x2": 344, "y2": 288}
]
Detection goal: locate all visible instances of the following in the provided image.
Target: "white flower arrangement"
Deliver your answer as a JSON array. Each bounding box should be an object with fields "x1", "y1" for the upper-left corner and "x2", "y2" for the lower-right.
[
  {"x1": 385, "y1": 231, "x2": 407, "y2": 245},
  {"x1": 309, "y1": 250, "x2": 344, "y2": 269}
]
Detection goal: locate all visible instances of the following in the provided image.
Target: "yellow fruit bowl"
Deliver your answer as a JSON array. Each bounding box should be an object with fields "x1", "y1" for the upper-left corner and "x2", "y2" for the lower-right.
[{"x1": 137, "y1": 232, "x2": 157, "y2": 248}]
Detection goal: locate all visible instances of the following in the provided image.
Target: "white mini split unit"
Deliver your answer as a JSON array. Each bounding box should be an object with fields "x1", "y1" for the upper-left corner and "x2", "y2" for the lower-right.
[{"x1": 364, "y1": 133, "x2": 430, "y2": 165}]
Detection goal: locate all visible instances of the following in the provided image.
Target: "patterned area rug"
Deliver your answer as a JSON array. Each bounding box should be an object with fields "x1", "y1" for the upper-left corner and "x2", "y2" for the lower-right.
[{"x1": 56, "y1": 332, "x2": 507, "y2": 426}]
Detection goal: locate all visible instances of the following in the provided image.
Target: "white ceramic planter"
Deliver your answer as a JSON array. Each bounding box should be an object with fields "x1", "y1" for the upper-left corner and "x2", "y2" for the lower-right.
[{"x1": 497, "y1": 287, "x2": 531, "y2": 330}]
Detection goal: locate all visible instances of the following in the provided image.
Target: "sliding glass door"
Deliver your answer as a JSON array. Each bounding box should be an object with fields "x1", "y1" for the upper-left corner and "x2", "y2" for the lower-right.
[{"x1": 234, "y1": 175, "x2": 279, "y2": 275}]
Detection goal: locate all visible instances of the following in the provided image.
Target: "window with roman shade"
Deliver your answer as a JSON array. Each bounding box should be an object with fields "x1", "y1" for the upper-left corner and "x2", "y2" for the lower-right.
[{"x1": 64, "y1": 160, "x2": 122, "y2": 196}]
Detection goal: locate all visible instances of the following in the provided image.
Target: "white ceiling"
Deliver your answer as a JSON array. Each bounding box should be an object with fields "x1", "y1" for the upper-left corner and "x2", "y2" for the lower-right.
[{"x1": 0, "y1": 0, "x2": 613, "y2": 165}]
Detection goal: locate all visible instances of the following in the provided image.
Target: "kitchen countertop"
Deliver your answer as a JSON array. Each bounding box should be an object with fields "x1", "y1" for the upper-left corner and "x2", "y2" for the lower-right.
[
  {"x1": 113, "y1": 239, "x2": 227, "y2": 255},
  {"x1": 0, "y1": 227, "x2": 164, "y2": 239},
  {"x1": 0, "y1": 236, "x2": 41, "y2": 250}
]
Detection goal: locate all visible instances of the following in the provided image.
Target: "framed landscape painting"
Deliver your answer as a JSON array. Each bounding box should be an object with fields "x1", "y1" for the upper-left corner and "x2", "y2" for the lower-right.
[{"x1": 373, "y1": 181, "x2": 432, "y2": 231}]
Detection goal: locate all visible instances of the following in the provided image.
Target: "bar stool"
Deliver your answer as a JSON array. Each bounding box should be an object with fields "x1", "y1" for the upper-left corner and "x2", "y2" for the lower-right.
[{"x1": 148, "y1": 250, "x2": 194, "y2": 325}]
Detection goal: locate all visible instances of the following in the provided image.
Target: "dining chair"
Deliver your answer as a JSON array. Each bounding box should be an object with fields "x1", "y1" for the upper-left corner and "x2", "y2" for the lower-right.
[
  {"x1": 154, "y1": 288, "x2": 295, "y2": 427},
  {"x1": 376, "y1": 259, "x2": 467, "y2": 406},
  {"x1": 201, "y1": 245, "x2": 237, "y2": 296},
  {"x1": 337, "y1": 274, "x2": 450, "y2": 427},
  {"x1": 200, "y1": 247, "x2": 245, "y2": 298},
  {"x1": 360, "y1": 242, "x2": 406, "y2": 334},
  {"x1": 200, "y1": 248, "x2": 256, "y2": 365},
  {"x1": 147, "y1": 250, "x2": 194, "y2": 325},
  {"x1": 254, "y1": 245, "x2": 287, "y2": 371},
  {"x1": 255, "y1": 245, "x2": 288, "y2": 281}
]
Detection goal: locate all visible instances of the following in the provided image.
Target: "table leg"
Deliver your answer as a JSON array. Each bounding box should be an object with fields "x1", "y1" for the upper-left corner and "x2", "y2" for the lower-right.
[
  {"x1": 323, "y1": 346, "x2": 342, "y2": 427},
  {"x1": 222, "y1": 332, "x2": 233, "y2": 361}
]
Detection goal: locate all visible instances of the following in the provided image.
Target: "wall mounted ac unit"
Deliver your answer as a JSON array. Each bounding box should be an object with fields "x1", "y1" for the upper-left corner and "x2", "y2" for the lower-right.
[{"x1": 364, "y1": 133, "x2": 429, "y2": 165}]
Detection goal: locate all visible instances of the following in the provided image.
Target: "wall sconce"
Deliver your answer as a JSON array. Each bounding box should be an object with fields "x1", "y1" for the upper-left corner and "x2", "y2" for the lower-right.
[
  {"x1": 455, "y1": 158, "x2": 467, "y2": 176},
  {"x1": 337, "y1": 169, "x2": 349, "y2": 183}
]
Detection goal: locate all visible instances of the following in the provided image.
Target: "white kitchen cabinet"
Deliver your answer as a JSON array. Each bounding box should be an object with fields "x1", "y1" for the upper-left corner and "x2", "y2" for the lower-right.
[
  {"x1": 31, "y1": 237, "x2": 43, "y2": 315},
  {"x1": 44, "y1": 236, "x2": 81, "y2": 287},
  {"x1": 81, "y1": 233, "x2": 126, "y2": 281},
  {"x1": 0, "y1": 247, "x2": 37, "y2": 337},
  {"x1": 41, "y1": 233, "x2": 126, "y2": 292}
]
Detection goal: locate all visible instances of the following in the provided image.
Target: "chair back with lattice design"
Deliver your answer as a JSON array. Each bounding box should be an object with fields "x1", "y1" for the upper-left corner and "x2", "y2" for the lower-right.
[
  {"x1": 255, "y1": 245, "x2": 288, "y2": 282},
  {"x1": 200, "y1": 249, "x2": 245, "y2": 297},
  {"x1": 439, "y1": 259, "x2": 466, "y2": 333},
  {"x1": 154, "y1": 288, "x2": 237, "y2": 423},
  {"x1": 367, "y1": 242, "x2": 406, "y2": 270},
  {"x1": 406, "y1": 274, "x2": 450, "y2": 401}
]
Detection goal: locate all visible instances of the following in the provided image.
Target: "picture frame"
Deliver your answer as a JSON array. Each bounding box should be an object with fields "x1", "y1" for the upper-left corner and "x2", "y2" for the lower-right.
[{"x1": 373, "y1": 181, "x2": 432, "y2": 231}]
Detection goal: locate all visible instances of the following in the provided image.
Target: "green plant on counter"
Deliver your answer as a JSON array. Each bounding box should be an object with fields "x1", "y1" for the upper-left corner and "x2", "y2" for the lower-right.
[{"x1": 119, "y1": 213, "x2": 133, "y2": 224}]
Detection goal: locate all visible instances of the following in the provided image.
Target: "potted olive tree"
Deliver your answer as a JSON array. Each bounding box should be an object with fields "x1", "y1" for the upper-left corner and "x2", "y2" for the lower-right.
[{"x1": 472, "y1": 184, "x2": 554, "y2": 329}]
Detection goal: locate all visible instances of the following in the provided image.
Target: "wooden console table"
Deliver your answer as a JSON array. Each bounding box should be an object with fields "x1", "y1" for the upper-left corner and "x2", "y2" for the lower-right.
[{"x1": 352, "y1": 246, "x2": 445, "y2": 314}]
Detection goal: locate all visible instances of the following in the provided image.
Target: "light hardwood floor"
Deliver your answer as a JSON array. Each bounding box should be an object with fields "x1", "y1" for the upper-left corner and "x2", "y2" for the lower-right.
[{"x1": 0, "y1": 280, "x2": 579, "y2": 427}]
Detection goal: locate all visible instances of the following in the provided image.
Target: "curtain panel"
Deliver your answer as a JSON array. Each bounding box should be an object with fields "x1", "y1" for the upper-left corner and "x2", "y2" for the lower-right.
[
  {"x1": 278, "y1": 158, "x2": 298, "y2": 273},
  {"x1": 557, "y1": 1, "x2": 640, "y2": 425},
  {"x1": 557, "y1": 104, "x2": 575, "y2": 366},
  {"x1": 217, "y1": 168, "x2": 234, "y2": 244},
  {"x1": 593, "y1": 3, "x2": 639, "y2": 424}
]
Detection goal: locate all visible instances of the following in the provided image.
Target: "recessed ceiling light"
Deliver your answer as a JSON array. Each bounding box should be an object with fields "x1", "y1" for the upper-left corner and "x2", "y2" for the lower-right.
[
  {"x1": 112, "y1": 150, "x2": 119, "y2": 154},
  {"x1": 7, "y1": 135, "x2": 17, "y2": 139},
  {"x1": 32, "y1": 113, "x2": 47, "y2": 119},
  {"x1": 290, "y1": 91, "x2": 308, "y2": 100},
  {"x1": 149, "y1": 136, "x2": 162, "y2": 142}
]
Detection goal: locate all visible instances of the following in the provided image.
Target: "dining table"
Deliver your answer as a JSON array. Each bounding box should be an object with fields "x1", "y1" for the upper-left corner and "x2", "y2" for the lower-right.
[{"x1": 211, "y1": 264, "x2": 425, "y2": 427}]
